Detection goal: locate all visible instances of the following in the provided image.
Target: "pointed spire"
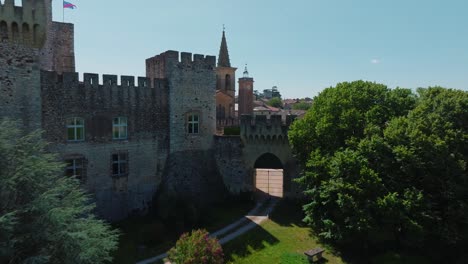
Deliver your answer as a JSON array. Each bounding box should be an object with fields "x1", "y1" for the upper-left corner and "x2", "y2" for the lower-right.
[{"x1": 217, "y1": 27, "x2": 231, "y2": 67}]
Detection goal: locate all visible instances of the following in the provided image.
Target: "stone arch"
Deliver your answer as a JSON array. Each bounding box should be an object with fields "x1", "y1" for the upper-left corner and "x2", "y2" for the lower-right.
[
  {"x1": 11, "y1": 22, "x2": 19, "y2": 42},
  {"x1": 0, "y1": 20, "x2": 8, "y2": 41},
  {"x1": 225, "y1": 74, "x2": 231, "y2": 90},
  {"x1": 253, "y1": 153, "x2": 284, "y2": 198},
  {"x1": 22, "y1": 23, "x2": 30, "y2": 43},
  {"x1": 33, "y1": 24, "x2": 40, "y2": 45},
  {"x1": 254, "y1": 153, "x2": 283, "y2": 169},
  {"x1": 266, "y1": 135, "x2": 271, "y2": 141}
]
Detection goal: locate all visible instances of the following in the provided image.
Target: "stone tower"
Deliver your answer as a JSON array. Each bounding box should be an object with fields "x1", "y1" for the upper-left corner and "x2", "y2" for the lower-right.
[
  {"x1": 216, "y1": 29, "x2": 237, "y2": 122},
  {"x1": 238, "y1": 65, "x2": 254, "y2": 116}
]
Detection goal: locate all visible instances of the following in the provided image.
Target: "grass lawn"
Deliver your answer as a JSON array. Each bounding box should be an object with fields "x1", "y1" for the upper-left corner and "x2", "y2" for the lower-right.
[
  {"x1": 113, "y1": 198, "x2": 254, "y2": 264},
  {"x1": 223, "y1": 199, "x2": 346, "y2": 264}
]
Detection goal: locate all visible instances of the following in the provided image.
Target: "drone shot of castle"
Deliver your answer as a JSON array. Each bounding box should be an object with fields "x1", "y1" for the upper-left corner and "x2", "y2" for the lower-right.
[{"x1": 1, "y1": 0, "x2": 467, "y2": 264}]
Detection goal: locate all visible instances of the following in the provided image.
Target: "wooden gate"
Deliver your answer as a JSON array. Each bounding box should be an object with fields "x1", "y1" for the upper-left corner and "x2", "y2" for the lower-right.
[{"x1": 255, "y1": 169, "x2": 283, "y2": 198}]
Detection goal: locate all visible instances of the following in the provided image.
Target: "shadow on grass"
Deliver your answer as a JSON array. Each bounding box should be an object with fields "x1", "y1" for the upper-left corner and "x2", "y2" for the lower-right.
[
  {"x1": 269, "y1": 198, "x2": 308, "y2": 228},
  {"x1": 112, "y1": 197, "x2": 254, "y2": 264},
  {"x1": 222, "y1": 223, "x2": 280, "y2": 262}
]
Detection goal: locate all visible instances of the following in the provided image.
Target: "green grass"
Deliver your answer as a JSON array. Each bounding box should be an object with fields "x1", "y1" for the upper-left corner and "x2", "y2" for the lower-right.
[
  {"x1": 223, "y1": 200, "x2": 346, "y2": 264},
  {"x1": 113, "y1": 199, "x2": 254, "y2": 264}
]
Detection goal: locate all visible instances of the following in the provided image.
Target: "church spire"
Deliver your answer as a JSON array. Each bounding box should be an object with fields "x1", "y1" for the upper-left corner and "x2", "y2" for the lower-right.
[{"x1": 217, "y1": 27, "x2": 231, "y2": 67}]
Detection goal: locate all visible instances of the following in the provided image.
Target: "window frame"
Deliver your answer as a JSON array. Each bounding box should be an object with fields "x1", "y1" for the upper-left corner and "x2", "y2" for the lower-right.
[
  {"x1": 64, "y1": 156, "x2": 86, "y2": 182},
  {"x1": 66, "y1": 117, "x2": 85, "y2": 142},
  {"x1": 112, "y1": 117, "x2": 128, "y2": 140},
  {"x1": 111, "y1": 152, "x2": 128, "y2": 177},
  {"x1": 187, "y1": 113, "x2": 200, "y2": 134}
]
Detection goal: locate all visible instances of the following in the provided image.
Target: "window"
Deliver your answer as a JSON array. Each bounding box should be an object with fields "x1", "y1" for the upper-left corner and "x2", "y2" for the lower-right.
[
  {"x1": 113, "y1": 117, "x2": 128, "y2": 140},
  {"x1": 112, "y1": 153, "x2": 128, "y2": 177},
  {"x1": 65, "y1": 158, "x2": 85, "y2": 182},
  {"x1": 67, "y1": 117, "x2": 85, "y2": 141},
  {"x1": 188, "y1": 114, "x2": 199, "y2": 134}
]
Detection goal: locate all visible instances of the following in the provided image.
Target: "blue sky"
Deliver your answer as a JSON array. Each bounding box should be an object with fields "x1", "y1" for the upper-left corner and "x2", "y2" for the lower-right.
[{"x1": 41, "y1": 0, "x2": 468, "y2": 98}]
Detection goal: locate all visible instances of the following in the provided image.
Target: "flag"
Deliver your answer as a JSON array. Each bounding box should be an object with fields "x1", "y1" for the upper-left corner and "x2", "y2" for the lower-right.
[{"x1": 63, "y1": 1, "x2": 77, "y2": 9}]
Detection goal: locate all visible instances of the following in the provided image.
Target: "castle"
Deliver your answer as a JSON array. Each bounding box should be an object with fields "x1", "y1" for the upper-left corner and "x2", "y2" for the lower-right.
[{"x1": 0, "y1": 0, "x2": 299, "y2": 220}]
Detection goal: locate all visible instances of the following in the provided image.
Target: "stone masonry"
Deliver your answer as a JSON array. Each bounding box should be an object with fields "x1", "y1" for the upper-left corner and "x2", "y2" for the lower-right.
[{"x1": 1, "y1": 0, "x2": 301, "y2": 221}]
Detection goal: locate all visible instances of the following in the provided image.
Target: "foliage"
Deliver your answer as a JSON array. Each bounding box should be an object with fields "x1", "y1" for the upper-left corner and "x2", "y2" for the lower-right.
[
  {"x1": 0, "y1": 120, "x2": 119, "y2": 264},
  {"x1": 291, "y1": 101, "x2": 312, "y2": 110},
  {"x1": 167, "y1": 229, "x2": 223, "y2": 264},
  {"x1": 267, "y1": 97, "x2": 283, "y2": 108},
  {"x1": 289, "y1": 81, "x2": 468, "y2": 259},
  {"x1": 223, "y1": 126, "x2": 240, "y2": 136}
]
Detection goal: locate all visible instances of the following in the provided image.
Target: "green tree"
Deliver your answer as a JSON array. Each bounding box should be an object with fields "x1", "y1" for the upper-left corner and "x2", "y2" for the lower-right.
[
  {"x1": 291, "y1": 101, "x2": 311, "y2": 110},
  {"x1": 288, "y1": 81, "x2": 419, "y2": 246},
  {"x1": 0, "y1": 120, "x2": 119, "y2": 264},
  {"x1": 289, "y1": 82, "x2": 468, "y2": 260},
  {"x1": 267, "y1": 97, "x2": 283, "y2": 108}
]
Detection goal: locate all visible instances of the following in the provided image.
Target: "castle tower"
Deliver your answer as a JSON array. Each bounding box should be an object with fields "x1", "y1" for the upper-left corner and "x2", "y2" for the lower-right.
[
  {"x1": 238, "y1": 65, "x2": 254, "y2": 116},
  {"x1": 216, "y1": 29, "x2": 237, "y2": 122}
]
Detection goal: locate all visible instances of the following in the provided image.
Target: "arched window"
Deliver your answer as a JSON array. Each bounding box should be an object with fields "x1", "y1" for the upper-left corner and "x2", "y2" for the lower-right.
[
  {"x1": 225, "y1": 74, "x2": 231, "y2": 90},
  {"x1": 33, "y1": 24, "x2": 40, "y2": 45},
  {"x1": 11, "y1": 22, "x2": 19, "y2": 42},
  {"x1": 0, "y1": 21, "x2": 8, "y2": 41},
  {"x1": 22, "y1": 23, "x2": 30, "y2": 43}
]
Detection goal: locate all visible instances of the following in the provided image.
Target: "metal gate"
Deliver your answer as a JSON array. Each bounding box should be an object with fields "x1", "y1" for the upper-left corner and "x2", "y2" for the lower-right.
[{"x1": 255, "y1": 169, "x2": 283, "y2": 198}]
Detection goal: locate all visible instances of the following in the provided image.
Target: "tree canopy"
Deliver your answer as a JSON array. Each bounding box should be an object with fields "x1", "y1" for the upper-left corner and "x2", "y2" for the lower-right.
[
  {"x1": 289, "y1": 81, "x2": 468, "y2": 261},
  {"x1": 267, "y1": 97, "x2": 283, "y2": 108},
  {"x1": 0, "y1": 120, "x2": 119, "y2": 264}
]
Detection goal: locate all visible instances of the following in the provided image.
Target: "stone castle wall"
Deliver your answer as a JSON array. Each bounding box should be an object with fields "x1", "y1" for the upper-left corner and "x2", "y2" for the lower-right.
[
  {"x1": 40, "y1": 71, "x2": 170, "y2": 220},
  {"x1": 40, "y1": 21, "x2": 75, "y2": 73},
  {"x1": 0, "y1": 42, "x2": 42, "y2": 131}
]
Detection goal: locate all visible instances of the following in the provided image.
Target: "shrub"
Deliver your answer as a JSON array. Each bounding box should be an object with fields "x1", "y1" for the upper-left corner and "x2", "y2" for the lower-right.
[{"x1": 167, "y1": 229, "x2": 224, "y2": 264}]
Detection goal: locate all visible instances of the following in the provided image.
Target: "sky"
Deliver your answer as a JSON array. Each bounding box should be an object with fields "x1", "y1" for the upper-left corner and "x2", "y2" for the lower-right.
[{"x1": 24, "y1": 0, "x2": 468, "y2": 98}]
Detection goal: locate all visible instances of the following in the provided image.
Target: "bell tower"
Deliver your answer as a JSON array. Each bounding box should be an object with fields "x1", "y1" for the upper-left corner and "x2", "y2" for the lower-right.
[{"x1": 216, "y1": 28, "x2": 237, "y2": 121}]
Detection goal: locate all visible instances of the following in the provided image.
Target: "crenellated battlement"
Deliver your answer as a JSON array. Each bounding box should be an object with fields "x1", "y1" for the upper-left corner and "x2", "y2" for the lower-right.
[
  {"x1": 41, "y1": 71, "x2": 169, "y2": 111},
  {"x1": 0, "y1": 0, "x2": 50, "y2": 48},
  {"x1": 240, "y1": 114, "x2": 297, "y2": 140},
  {"x1": 146, "y1": 50, "x2": 216, "y2": 80}
]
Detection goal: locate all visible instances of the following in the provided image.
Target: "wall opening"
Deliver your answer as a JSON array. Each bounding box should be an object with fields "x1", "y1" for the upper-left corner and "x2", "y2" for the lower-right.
[
  {"x1": 225, "y1": 74, "x2": 231, "y2": 90},
  {"x1": 11, "y1": 22, "x2": 18, "y2": 42},
  {"x1": 254, "y1": 153, "x2": 284, "y2": 198},
  {"x1": 0, "y1": 21, "x2": 8, "y2": 41},
  {"x1": 22, "y1": 23, "x2": 29, "y2": 43}
]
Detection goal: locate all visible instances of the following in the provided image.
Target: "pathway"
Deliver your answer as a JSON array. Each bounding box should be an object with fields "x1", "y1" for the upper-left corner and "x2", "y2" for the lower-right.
[{"x1": 136, "y1": 198, "x2": 279, "y2": 264}]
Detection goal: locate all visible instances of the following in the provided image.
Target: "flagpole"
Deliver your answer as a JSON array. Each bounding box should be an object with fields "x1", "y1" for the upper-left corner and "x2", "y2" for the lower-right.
[{"x1": 63, "y1": 1, "x2": 65, "y2": 22}]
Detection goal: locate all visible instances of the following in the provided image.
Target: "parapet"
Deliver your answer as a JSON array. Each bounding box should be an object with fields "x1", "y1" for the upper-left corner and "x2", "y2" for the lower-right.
[
  {"x1": 146, "y1": 50, "x2": 216, "y2": 79},
  {"x1": 240, "y1": 114, "x2": 297, "y2": 138},
  {"x1": 42, "y1": 71, "x2": 167, "y2": 90},
  {"x1": 0, "y1": 0, "x2": 50, "y2": 48}
]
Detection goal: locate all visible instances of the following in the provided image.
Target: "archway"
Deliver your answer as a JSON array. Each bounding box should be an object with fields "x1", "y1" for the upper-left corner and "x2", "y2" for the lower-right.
[{"x1": 254, "y1": 153, "x2": 284, "y2": 198}]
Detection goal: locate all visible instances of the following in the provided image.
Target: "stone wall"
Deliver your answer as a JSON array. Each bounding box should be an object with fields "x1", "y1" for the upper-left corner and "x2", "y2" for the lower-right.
[
  {"x1": 240, "y1": 114, "x2": 303, "y2": 198},
  {"x1": 214, "y1": 135, "x2": 251, "y2": 193},
  {"x1": 40, "y1": 71, "x2": 170, "y2": 220},
  {"x1": 0, "y1": 42, "x2": 42, "y2": 131},
  {"x1": 40, "y1": 22, "x2": 75, "y2": 73}
]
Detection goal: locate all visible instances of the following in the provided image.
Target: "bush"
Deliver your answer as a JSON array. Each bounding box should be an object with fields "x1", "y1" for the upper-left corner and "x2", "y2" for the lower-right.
[{"x1": 167, "y1": 229, "x2": 223, "y2": 264}]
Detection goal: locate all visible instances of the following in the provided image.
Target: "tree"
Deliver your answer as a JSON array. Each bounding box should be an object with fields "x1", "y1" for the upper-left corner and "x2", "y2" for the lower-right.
[
  {"x1": 289, "y1": 82, "x2": 468, "y2": 260},
  {"x1": 291, "y1": 101, "x2": 311, "y2": 110},
  {"x1": 0, "y1": 120, "x2": 119, "y2": 264},
  {"x1": 167, "y1": 229, "x2": 223, "y2": 264},
  {"x1": 267, "y1": 97, "x2": 283, "y2": 108}
]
